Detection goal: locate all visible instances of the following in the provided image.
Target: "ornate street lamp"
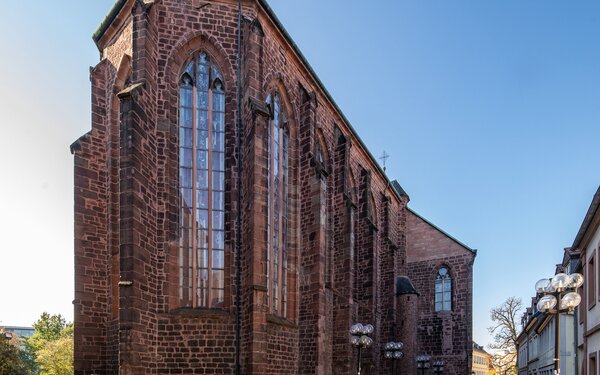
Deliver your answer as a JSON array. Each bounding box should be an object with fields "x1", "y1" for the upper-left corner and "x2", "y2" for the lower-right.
[
  {"x1": 384, "y1": 341, "x2": 404, "y2": 375},
  {"x1": 432, "y1": 359, "x2": 444, "y2": 374},
  {"x1": 416, "y1": 354, "x2": 431, "y2": 375},
  {"x1": 534, "y1": 272, "x2": 583, "y2": 375},
  {"x1": 350, "y1": 323, "x2": 374, "y2": 375}
]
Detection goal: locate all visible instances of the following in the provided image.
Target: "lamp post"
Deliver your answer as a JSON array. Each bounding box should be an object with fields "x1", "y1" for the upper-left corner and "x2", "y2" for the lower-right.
[
  {"x1": 431, "y1": 359, "x2": 444, "y2": 374},
  {"x1": 534, "y1": 272, "x2": 584, "y2": 375},
  {"x1": 350, "y1": 323, "x2": 374, "y2": 375},
  {"x1": 416, "y1": 354, "x2": 431, "y2": 375},
  {"x1": 384, "y1": 341, "x2": 404, "y2": 375}
]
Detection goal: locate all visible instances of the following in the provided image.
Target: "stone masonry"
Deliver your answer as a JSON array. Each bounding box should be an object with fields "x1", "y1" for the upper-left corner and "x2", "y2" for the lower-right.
[{"x1": 72, "y1": 0, "x2": 476, "y2": 374}]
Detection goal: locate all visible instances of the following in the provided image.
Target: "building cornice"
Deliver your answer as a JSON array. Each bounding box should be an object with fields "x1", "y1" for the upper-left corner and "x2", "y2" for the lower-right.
[{"x1": 572, "y1": 186, "x2": 600, "y2": 250}]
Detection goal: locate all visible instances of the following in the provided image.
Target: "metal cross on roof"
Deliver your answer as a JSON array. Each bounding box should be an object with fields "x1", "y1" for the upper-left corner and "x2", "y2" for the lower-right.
[{"x1": 379, "y1": 150, "x2": 390, "y2": 172}]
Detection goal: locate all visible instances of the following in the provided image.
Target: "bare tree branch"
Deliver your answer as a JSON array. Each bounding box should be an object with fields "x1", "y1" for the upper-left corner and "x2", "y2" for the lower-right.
[{"x1": 487, "y1": 296, "x2": 522, "y2": 375}]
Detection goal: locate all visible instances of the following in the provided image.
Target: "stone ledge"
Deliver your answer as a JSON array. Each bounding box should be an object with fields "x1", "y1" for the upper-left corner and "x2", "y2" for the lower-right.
[
  {"x1": 164, "y1": 307, "x2": 232, "y2": 319},
  {"x1": 267, "y1": 314, "x2": 297, "y2": 329}
]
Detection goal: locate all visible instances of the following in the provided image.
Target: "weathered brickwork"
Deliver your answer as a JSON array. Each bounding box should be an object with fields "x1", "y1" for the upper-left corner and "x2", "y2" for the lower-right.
[
  {"x1": 73, "y1": 1, "x2": 475, "y2": 374},
  {"x1": 406, "y1": 209, "x2": 476, "y2": 375}
]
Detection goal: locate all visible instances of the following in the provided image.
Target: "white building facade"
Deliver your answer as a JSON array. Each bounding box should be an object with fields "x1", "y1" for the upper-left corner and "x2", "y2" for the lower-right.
[{"x1": 574, "y1": 187, "x2": 600, "y2": 375}]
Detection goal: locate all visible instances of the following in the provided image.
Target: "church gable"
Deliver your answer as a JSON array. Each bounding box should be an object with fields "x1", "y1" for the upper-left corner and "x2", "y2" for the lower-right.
[{"x1": 406, "y1": 208, "x2": 476, "y2": 263}]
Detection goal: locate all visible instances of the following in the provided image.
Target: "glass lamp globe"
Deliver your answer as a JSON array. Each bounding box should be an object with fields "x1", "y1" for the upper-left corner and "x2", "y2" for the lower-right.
[
  {"x1": 395, "y1": 342, "x2": 404, "y2": 350},
  {"x1": 560, "y1": 291, "x2": 582, "y2": 310},
  {"x1": 363, "y1": 324, "x2": 374, "y2": 335},
  {"x1": 359, "y1": 335, "x2": 373, "y2": 347},
  {"x1": 350, "y1": 323, "x2": 363, "y2": 335},
  {"x1": 545, "y1": 284, "x2": 557, "y2": 293},
  {"x1": 550, "y1": 273, "x2": 571, "y2": 291},
  {"x1": 350, "y1": 335, "x2": 360, "y2": 346},
  {"x1": 385, "y1": 351, "x2": 393, "y2": 359},
  {"x1": 384, "y1": 342, "x2": 394, "y2": 350},
  {"x1": 569, "y1": 273, "x2": 584, "y2": 289},
  {"x1": 537, "y1": 295, "x2": 557, "y2": 311},
  {"x1": 394, "y1": 351, "x2": 404, "y2": 359},
  {"x1": 535, "y1": 278, "x2": 551, "y2": 293}
]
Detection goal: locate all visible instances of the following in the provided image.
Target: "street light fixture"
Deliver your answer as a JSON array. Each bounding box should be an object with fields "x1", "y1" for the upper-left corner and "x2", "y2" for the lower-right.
[
  {"x1": 384, "y1": 341, "x2": 404, "y2": 375},
  {"x1": 534, "y1": 272, "x2": 583, "y2": 375},
  {"x1": 350, "y1": 323, "x2": 374, "y2": 375},
  {"x1": 416, "y1": 354, "x2": 431, "y2": 375},
  {"x1": 432, "y1": 359, "x2": 444, "y2": 374}
]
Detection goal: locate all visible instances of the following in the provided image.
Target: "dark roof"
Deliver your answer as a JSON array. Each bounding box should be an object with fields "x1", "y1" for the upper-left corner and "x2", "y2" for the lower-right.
[
  {"x1": 92, "y1": 0, "x2": 127, "y2": 49},
  {"x1": 391, "y1": 180, "x2": 409, "y2": 198},
  {"x1": 92, "y1": 0, "x2": 406, "y2": 204},
  {"x1": 407, "y1": 207, "x2": 477, "y2": 255},
  {"x1": 396, "y1": 276, "x2": 419, "y2": 296},
  {"x1": 472, "y1": 341, "x2": 489, "y2": 354},
  {"x1": 571, "y1": 186, "x2": 600, "y2": 249}
]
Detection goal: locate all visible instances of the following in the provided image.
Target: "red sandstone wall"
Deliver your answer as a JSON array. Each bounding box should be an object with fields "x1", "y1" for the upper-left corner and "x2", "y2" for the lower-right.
[
  {"x1": 71, "y1": 1, "x2": 439, "y2": 374},
  {"x1": 406, "y1": 209, "x2": 475, "y2": 374}
]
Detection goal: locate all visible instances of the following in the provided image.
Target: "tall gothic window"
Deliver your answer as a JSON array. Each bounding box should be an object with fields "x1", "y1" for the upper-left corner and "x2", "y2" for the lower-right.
[
  {"x1": 266, "y1": 93, "x2": 289, "y2": 317},
  {"x1": 435, "y1": 267, "x2": 452, "y2": 312},
  {"x1": 178, "y1": 52, "x2": 225, "y2": 308}
]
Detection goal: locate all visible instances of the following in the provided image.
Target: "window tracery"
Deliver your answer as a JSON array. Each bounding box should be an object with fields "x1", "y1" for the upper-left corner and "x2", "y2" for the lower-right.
[
  {"x1": 266, "y1": 92, "x2": 289, "y2": 317},
  {"x1": 178, "y1": 52, "x2": 225, "y2": 308}
]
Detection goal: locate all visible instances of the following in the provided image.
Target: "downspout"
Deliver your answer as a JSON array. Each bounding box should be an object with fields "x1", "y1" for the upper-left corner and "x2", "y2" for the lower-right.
[
  {"x1": 574, "y1": 308, "x2": 579, "y2": 375},
  {"x1": 235, "y1": 0, "x2": 243, "y2": 374}
]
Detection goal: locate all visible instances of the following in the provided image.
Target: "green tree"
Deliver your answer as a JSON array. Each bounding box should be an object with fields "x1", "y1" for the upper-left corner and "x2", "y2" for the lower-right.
[
  {"x1": 0, "y1": 333, "x2": 31, "y2": 375},
  {"x1": 27, "y1": 313, "x2": 68, "y2": 352},
  {"x1": 36, "y1": 336, "x2": 73, "y2": 375},
  {"x1": 23, "y1": 313, "x2": 73, "y2": 375}
]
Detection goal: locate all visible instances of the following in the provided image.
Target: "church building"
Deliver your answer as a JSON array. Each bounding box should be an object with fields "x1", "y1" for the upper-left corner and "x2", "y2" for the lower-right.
[{"x1": 71, "y1": 0, "x2": 476, "y2": 374}]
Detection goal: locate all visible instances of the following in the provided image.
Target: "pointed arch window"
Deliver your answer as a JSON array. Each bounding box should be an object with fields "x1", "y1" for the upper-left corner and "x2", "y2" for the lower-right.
[
  {"x1": 435, "y1": 267, "x2": 452, "y2": 312},
  {"x1": 266, "y1": 92, "x2": 289, "y2": 317},
  {"x1": 178, "y1": 52, "x2": 225, "y2": 308}
]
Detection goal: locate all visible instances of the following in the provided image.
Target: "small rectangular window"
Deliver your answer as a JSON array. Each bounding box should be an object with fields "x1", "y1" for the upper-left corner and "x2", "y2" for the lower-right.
[
  {"x1": 589, "y1": 251, "x2": 596, "y2": 310},
  {"x1": 580, "y1": 282, "x2": 585, "y2": 324}
]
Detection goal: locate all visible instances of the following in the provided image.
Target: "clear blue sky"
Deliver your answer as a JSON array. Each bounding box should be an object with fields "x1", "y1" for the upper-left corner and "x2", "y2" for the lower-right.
[{"x1": 0, "y1": 0, "x2": 598, "y2": 349}]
